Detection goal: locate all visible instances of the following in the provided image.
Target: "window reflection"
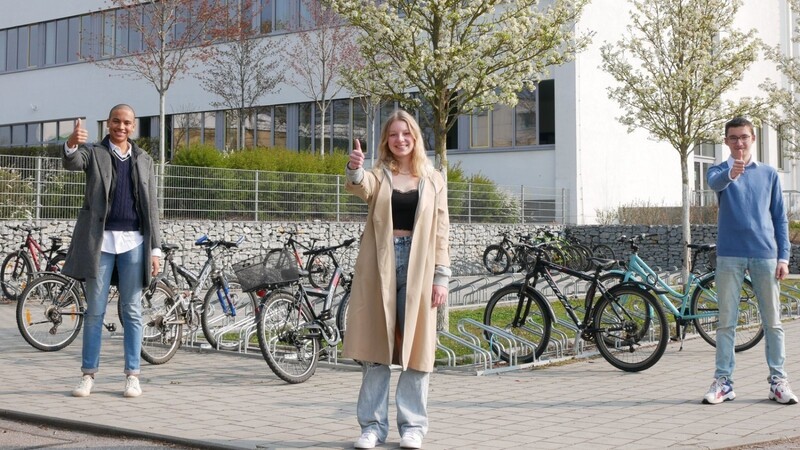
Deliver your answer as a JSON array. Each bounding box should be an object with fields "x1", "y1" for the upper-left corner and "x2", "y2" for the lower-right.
[
  {"x1": 274, "y1": 105, "x2": 287, "y2": 148},
  {"x1": 256, "y1": 107, "x2": 273, "y2": 147}
]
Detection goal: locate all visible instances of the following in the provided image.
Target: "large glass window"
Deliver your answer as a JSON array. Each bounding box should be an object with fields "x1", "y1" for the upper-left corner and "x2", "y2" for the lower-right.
[
  {"x1": 0, "y1": 30, "x2": 6, "y2": 71},
  {"x1": 261, "y1": 0, "x2": 274, "y2": 33},
  {"x1": 102, "y1": 11, "x2": 115, "y2": 57},
  {"x1": 275, "y1": 0, "x2": 299, "y2": 32},
  {"x1": 515, "y1": 88, "x2": 537, "y2": 146},
  {"x1": 298, "y1": 102, "x2": 312, "y2": 151},
  {"x1": 56, "y1": 19, "x2": 69, "y2": 63},
  {"x1": 332, "y1": 99, "x2": 350, "y2": 154},
  {"x1": 68, "y1": 17, "x2": 80, "y2": 62},
  {"x1": 28, "y1": 24, "x2": 41, "y2": 68},
  {"x1": 492, "y1": 103, "x2": 513, "y2": 148},
  {"x1": 187, "y1": 113, "x2": 202, "y2": 146},
  {"x1": 352, "y1": 99, "x2": 368, "y2": 149},
  {"x1": 203, "y1": 112, "x2": 216, "y2": 144},
  {"x1": 225, "y1": 110, "x2": 239, "y2": 150},
  {"x1": 45, "y1": 22, "x2": 56, "y2": 65},
  {"x1": 17, "y1": 26, "x2": 28, "y2": 69},
  {"x1": 778, "y1": 125, "x2": 787, "y2": 170},
  {"x1": 42, "y1": 122, "x2": 58, "y2": 144},
  {"x1": 255, "y1": 107, "x2": 273, "y2": 147},
  {"x1": 0, "y1": 126, "x2": 10, "y2": 146},
  {"x1": 274, "y1": 105, "x2": 287, "y2": 148},
  {"x1": 115, "y1": 9, "x2": 128, "y2": 55},
  {"x1": 57, "y1": 120, "x2": 74, "y2": 142},
  {"x1": 6, "y1": 27, "x2": 18, "y2": 71},
  {"x1": 11, "y1": 124, "x2": 26, "y2": 146},
  {"x1": 693, "y1": 142, "x2": 715, "y2": 158},
  {"x1": 172, "y1": 113, "x2": 189, "y2": 150},
  {"x1": 470, "y1": 110, "x2": 489, "y2": 148},
  {"x1": 27, "y1": 123, "x2": 41, "y2": 146}
]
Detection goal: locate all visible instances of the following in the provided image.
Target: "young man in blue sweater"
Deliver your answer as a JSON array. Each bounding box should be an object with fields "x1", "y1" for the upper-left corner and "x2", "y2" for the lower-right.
[{"x1": 703, "y1": 117, "x2": 796, "y2": 405}]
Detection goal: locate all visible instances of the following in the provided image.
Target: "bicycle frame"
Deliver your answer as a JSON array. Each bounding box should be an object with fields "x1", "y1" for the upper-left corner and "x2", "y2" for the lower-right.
[{"x1": 18, "y1": 227, "x2": 62, "y2": 272}]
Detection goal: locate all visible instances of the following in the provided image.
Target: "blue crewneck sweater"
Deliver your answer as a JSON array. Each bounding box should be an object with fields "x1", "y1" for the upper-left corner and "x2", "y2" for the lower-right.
[{"x1": 707, "y1": 158, "x2": 789, "y2": 261}]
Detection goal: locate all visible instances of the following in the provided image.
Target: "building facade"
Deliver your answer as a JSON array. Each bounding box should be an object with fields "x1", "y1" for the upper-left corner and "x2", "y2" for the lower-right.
[{"x1": 1, "y1": 0, "x2": 798, "y2": 224}]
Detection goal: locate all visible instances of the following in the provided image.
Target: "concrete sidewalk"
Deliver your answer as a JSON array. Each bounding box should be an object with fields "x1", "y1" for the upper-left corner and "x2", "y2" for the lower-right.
[{"x1": 3, "y1": 300, "x2": 800, "y2": 449}]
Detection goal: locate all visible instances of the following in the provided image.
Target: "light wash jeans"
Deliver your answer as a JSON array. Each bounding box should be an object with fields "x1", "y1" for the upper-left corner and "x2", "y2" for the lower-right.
[
  {"x1": 81, "y1": 245, "x2": 144, "y2": 376},
  {"x1": 714, "y1": 256, "x2": 787, "y2": 383},
  {"x1": 357, "y1": 236, "x2": 430, "y2": 441}
]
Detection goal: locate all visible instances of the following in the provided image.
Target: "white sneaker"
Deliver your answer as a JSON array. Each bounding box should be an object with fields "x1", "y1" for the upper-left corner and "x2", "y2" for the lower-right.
[
  {"x1": 71, "y1": 375, "x2": 94, "y2": 397},
  {"x1": 769, "y1": 376, "x2": 798, "y2": 404},
  {"x1": 400, "y1": 430, "x2": 423, "y2": 449},
  {"x1": 354, "y1": 431, "x2": 380, "y2": 449},
  {"x1": 123, "y1": 376, "x2": 142, "y2": 398}
]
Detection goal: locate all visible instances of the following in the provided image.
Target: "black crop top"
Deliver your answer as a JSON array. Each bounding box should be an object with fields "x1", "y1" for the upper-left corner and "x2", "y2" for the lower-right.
[{"x1": 392, "y1": 189, "x2": 418, "y2": 231}]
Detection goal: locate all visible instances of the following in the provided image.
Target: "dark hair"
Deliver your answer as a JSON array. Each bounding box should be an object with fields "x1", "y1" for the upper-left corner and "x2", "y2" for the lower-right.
[
  {"x1": 725, "y1": 117, "x2": 755, "y2": 137},
  {"x1": 109, "y1": 104, "x2": 136, "y2": 119}
]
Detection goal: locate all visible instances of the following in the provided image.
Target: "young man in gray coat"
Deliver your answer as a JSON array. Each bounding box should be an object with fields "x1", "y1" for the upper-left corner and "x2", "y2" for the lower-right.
[{"x1": 62, "y1": 104, "x2": 161, "y2": 398}]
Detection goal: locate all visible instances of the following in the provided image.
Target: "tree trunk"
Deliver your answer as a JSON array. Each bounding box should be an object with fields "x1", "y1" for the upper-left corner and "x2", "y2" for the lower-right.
[
  {"x1": 158, "y1": 92, "x2": 166, "y2": 215},
  {"x1": 681, "y1": 152, "x2": 691, "y2": 283},
  {"x1": 320, "y1": 105, "x2": 326, "y2": 158}
]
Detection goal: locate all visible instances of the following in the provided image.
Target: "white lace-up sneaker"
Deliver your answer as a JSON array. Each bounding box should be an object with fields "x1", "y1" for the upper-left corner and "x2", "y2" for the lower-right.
[
  {"x1": 123, "y1": 376, "x2": 142, "y2": 398},
  {"x1": 769, "y1": 376, "x2": 798, "y2": 404},
  {"x1": 702, "y1": 377, "x2": 735, "y2": 404},
  {"x1": 400, "y1": 430, "x2": 423, "y2": 449},
  {"x1": 354, "y1": 431, "x2": 381, "y2": 449},
  {"x1": 71, "y1": 375, "x2": 94, "y2": 397}
]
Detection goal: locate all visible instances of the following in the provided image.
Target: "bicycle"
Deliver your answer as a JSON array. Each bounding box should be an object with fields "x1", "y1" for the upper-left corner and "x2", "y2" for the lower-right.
[
  {"x1": 236, "y1": 244, "x2": 352, "y2": 383},
  {"x1": 2, "y1": 224, "x2": 68, "y2": 301},
  {"x1": 277, "y1": 229, "x2": 356, "y2": 289},
  {"x1": 139, "y1": 235, "x2": 258, "y2": 364},
  {"x1": 15, "y1": 273, "x2": 119, "y2": 351},
  {"x1": 482, "y1": 231, "x2": 539, "y2": 275},
  {"x1": 599, "y1": 233, "x2": 763, "y2": 352},
  {"x1": 483, "y1": 243, "x2": 669, "y2": 372}
]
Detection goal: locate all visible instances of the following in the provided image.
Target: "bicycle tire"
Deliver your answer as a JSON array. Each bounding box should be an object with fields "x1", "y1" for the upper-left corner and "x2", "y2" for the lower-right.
[
  {"x1": 598, "y1": 271, "x2": 626, "y2": 290},
  {"x1": 482, "y1": 245, "x2": 511, "y2": 274},
  {"x1": 483, "y1": 284, "x2": 552, "y2": 363},
  {"x1": 690, "y1": 275, "x2": 763, "y2": 352},
  {"x1": 543, "y1": 244, "x2": 567, "y2": 268},
  {"x1": 307, "y1": 253, "x2": 335, "y2": 289},
  {"x1": 593, "y1": 285, "x2": 668, "y2": 372},
  {"x1": 2, "y1": 250, "x2": 34, "y2": 301},
  {"x1": 201, "y1": 279, "x2": 258, "y2": 350},
  {"x1": 335, "y1": 290, "x2": 350, "y2": 342},
  {"x1": 140, "y1": 282, "x2": 183, "y2": 365},
  {"x1": 16, "y1": 274, "x2": 84, "y2": 351},
  {"x1": 592, "y1": 244, "x2": 616, "y2": 262},
  {"x1": 257, "y1": 290, "x2": 319, "y2": 383},
  {"x1": 573, "y1": 244, "x2": 593, "y2": 271}
]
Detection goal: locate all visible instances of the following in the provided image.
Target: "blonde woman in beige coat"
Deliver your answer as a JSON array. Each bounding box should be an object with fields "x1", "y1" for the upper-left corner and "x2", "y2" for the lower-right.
[{"x1": 345, "y1": 110, "x2": 450, "y2": 450}]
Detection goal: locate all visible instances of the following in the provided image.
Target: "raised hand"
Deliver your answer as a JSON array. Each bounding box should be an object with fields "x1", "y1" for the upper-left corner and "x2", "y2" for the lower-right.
[
  {"x1": 348, "y1": 138, "x2": 365, "y2": 170},
  {"x1": 67, "y1": 118, "x2": 88, "y2": 148}
]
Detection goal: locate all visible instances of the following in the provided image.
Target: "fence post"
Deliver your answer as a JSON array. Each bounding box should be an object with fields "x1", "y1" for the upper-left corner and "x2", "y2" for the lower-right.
[
  {"x1": 255, "y1": 171, "x2": 259, "y2": 222},
  {"x1": 520, "y1": 185, "x2": 525, "y2": 224},
  {"x1": 467, "y1": 182, "x2": 472, "y2": 224},
  {"x1": 35, "y1": 157, "x2": 42, "y2": 221},
  {"x1": 336, "y1": 175, "x2": 341, "y2": 222}
]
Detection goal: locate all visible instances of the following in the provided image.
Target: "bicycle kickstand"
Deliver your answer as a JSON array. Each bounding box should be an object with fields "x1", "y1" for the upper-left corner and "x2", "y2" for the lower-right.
[{"x1": 103, "y1": 322, "x2": 117, "y2": 333}]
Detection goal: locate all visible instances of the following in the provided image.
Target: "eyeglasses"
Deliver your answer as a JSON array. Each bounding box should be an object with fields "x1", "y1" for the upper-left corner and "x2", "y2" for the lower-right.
[{"x1": 726, "y1": 135, "x2": 752, "y2": 143}]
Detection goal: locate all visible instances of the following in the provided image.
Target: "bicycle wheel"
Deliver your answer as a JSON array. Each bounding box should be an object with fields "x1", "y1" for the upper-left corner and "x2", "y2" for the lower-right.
[
  {"x1": 201, "y1": 280, "x2": 258, "y2": 350},
  {"x1": 16, "y1": 274, "x2": 84, "y2": 351},
  {"x1": 47, "y1": 253, "x2": 67, "y2": 273},
  {"x1": 335, "y1": 290, "x2": 350, "y2": 342},
  {"x1": 690, "y1": 275, "x2": 763, "y2": 352},
  {"x1": 573, "y1": 244, "x2": 593, "y2": 271},
  {"x1": 257, "y1": 290, "x2": 319, "y2": 383},
  {"x1": 307, "y1": 253, "x2": 335, "y2": 289},
  {"x1": 482, "y1": 245, "x2": 511, "y2": 274},
  {"x1": 140, "y1": 282, "x2": 183, "y2": 365},
  {"x1": 483, "y1": 284, "x2": 552, "y2": 363},
  {"x1": 593, "y1": 285, "x2": 668, "y2": 372},
  {"x1": 592, "y1": 244, "x2": 616, "y2": 263},
  {"x1": 2, "y1": 250, "x2": 34, "y2": 301},
  {"x1": 543, "y1": 244, "x2": 567, "y2": 268}
]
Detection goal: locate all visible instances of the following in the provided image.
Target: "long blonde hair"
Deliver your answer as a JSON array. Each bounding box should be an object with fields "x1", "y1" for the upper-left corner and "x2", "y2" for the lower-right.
[{"x1": 376, "y1": 110, "x2": 431, "y2": 177}]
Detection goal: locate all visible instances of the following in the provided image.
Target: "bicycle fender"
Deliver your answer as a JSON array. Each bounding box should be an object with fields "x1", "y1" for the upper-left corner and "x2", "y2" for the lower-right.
[{"x1": 613, "y1": 280, "x2": 668, "y2": 296}]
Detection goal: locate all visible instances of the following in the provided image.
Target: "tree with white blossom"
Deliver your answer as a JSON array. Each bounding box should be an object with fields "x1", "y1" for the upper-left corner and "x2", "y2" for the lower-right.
[
  {"x1": 325, "y1": 0, "x2": 591, "y2": 172},
  {"x1": 600, "y1": 0, "x2": 768, "y2": 279},
  {"x1": 763, "y1": 0, "x2": 800, "y2": 155}
]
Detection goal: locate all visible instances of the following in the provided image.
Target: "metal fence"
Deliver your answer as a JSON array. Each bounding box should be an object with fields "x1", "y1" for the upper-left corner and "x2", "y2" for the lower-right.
[{"x1": 0, "y1": 155, "x2": 567, "y2": 224}]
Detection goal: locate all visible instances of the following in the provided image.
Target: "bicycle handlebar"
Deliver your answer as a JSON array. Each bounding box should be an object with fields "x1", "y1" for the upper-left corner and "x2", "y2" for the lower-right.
[
  {"x1": 194, "y1": 235, "x2": 243, "y2": 250},
  {"x1": 11, "y1": 224, "x2": 43, "y2": 232},
  {"x1": 302, "y1": 237, "x2": 356, "y2": 256}
]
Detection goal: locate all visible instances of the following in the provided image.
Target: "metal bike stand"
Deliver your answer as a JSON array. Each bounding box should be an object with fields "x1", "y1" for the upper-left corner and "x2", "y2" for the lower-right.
[{"x1": 458, "y1": 318, "x2": 539, "y2": 373}]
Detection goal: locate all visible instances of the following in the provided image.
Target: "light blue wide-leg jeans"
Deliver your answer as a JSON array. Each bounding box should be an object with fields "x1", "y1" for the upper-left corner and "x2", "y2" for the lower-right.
[
  {"x1": 357, "y1": 237, "x2": 430, "y2": 440},
  {"x1": 714, "y1": 256, "x2": 786, "y2": 382},
  {"x1": 81, "y1": 244, "x2": 144, "y2": 375}
]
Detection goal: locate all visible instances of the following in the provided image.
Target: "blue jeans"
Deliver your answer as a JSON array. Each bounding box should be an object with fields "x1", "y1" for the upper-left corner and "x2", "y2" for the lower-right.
[
  {"x1": 714, "y1": 256, "x2": 787, "y2": 382},
  {"x1": 357, "y1": 236, "x2": 430, "y2": 440},
  {"x1": 81, "y1": 245, "x2": 145, "y2": 376}
]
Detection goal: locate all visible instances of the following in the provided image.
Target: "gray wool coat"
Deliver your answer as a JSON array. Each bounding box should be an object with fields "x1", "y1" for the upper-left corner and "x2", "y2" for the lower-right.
[{"x1": 61, "y1": 136, "x2": 161, "y2": 287}]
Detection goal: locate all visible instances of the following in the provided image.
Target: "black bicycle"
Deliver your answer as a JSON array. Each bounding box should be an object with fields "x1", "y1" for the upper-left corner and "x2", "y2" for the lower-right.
[
  {"x1": 482, "y1": 231, "x2": 537, "y2": 274},
  {"x1": 483, "y1": 243, "x2": 669, "y2": 372}
]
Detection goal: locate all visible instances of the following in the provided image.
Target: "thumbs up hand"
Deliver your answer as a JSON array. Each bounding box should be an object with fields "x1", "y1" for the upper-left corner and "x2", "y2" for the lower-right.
[
  {"x1": 348, "y1": 139, "x2": 364, "y2": 170},
  {"x1": 67, "y1": 118, "x2": 88, "y2": 148}
]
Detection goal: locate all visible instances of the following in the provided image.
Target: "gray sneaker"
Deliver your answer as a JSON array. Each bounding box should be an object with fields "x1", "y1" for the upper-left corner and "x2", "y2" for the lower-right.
[
  {"x1": 123, "y1": 376, "x2": 142, "y2": 398},
  {"x1": 71, "y1": 375, "x2": 94, "y2": 397}
]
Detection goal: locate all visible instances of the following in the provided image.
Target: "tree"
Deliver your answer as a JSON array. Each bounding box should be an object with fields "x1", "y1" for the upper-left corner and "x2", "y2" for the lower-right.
[
  {"x1": 600, "y1": 0, "x2": 767, "y2": 279},
  {"x1": 283, "y1": 0, "x2": 361, "y2": 157},
  {"x1": 197, "y1": 0, "x2": 284, "y2": 150},
  {"x1": 326, "y1": 0, "x2": 590, "y2": 171},
  {"x1": 95, "y1": 0, "x2": 230, "y2": 171},
  {"x1": 764, "y1": 0, "x2": 800, "y2": 154}
]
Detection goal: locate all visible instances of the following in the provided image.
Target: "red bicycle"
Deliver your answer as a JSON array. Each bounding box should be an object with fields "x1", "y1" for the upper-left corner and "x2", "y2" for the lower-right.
[{"x1": 1, "y1": 224, "x2": 67, "y2": 301}]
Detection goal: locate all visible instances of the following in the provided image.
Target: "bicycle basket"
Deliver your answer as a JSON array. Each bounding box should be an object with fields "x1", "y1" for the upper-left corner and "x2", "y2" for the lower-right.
[{"x1": 232, "y1": 249, "x2": 300, "y2": 292}]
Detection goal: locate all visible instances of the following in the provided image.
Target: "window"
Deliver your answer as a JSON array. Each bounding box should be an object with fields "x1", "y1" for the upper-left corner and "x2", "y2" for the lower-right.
[
  {"x1": 42, "y1": 122, "x2": 57, "y2": 144},
  {"x1": 6, "y1": 27, "x2": 18, "y2": 71},
  {"x1": 67, "y1": 17, "x2": 80, "y2": 62},
  {"x1": 352, "y1": 100, "x2": 368, "y2": 151},
  {"x1": 225, "y1": 110, "x2": 239, "y2": 149},
  {"x1": 172, "y1": 114, "x2": 189, "y2": 150},
  {"x1": 255, "y1": 107, "x2": 273, "y2": 147},
  {"x1": 56, "y1": 19, "x2": 69, "y2": 63},
  {"x1": 332, "y1": 99, "x2": 350, "y2": 154},
  {"x1": 298, "y1": 102, "x2": 312, "y2": 151},
  {"x1": 0, "y1": 126, "x2": 10, "y2": 146},
  {"x1": 17, "y1": 26, "x2": 28, "y2": 69},
  {"x1": 470, "y1": 109, "x2": 489, "y2": 148},
  {"x1": 778, "y1": 125, "x2": 787, "y2": 170},
  {"x1": 274, "y1": 105, "x2": 287, "y2": 148},
  {"x1": 275, "y1": 0, "x2": 299, "y2": 32},
  {"x1": 755, "y1": 125, "x2": 764, "y2": 162},
  {"x1": 11, "y1": 124, "x2": 25, "y2": 146},
  {"x1": 516, "y1": 88, "x2": 537, "y2": 146},
  {"x1": 27, "y1": 123, "x2": 41, "y2": 146},
  {"x1": 102, "y1": 11, "x2": 115, "y2": 57},
  {"x1": 692, "y1": 142, "x2": 715, "y2": 158},
  {"x1": 57, "y1": 120, "x2": 74, "y2": 142},
  {"x1": 45, "y1": 22, "x2": 55, "y2": 65},
  {"x1": 0, "y1": 30, "x2": 6, "y2": 71},
  {"x1": 492, "y1": 103, "x2": 513, "y2": 148},
  {"x1": 203, "y1": 112, "x2": 216, "y2": 145},
  {"x1": 115, "y1": 9, "x2": 129, "y2": 55},
  {"x1": 260, "y1": 0, "x2": 274, "y2": 33},
  {"x1": 28, "y1": 24, "x2": 41, "y2": 68}
]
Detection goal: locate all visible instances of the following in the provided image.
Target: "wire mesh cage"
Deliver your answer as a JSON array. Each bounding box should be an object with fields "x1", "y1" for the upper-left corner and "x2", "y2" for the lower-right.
[{"x1": 232, "y1": 249, "x2": 300, "y2": 292}]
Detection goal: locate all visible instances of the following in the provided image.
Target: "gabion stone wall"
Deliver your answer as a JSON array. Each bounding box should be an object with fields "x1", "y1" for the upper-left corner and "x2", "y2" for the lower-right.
[{"x1": 2, "y1": 221, "x2": 798, "y2": 276}]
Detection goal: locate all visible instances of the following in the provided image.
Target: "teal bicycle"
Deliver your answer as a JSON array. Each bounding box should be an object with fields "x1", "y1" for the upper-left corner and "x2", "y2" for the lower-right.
[{"x1": 600, "y1": 234, "x2": 763, "y2": 352}]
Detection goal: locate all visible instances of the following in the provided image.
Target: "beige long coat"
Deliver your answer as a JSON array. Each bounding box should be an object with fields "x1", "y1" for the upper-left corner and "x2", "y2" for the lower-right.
[{"x1": 343, "y1": 167, "x2": 450, "y2": 372}]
